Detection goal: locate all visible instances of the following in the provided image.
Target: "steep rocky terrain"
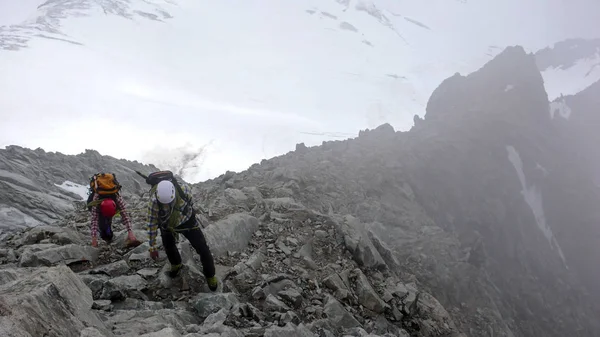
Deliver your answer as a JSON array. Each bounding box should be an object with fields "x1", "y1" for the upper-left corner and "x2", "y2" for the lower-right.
[
  {"x1": 0, "y1": 146, "x2": 158, "y2": 237},
  {"x1": 193, "y1": 46, "x2": 600, "y2": 336},
  {"x1": 1, "y1": 44, "x2": 600, "y2": 337},
  {"x1": 0, "y1": 180, "x2": 461, "y2": 337}
]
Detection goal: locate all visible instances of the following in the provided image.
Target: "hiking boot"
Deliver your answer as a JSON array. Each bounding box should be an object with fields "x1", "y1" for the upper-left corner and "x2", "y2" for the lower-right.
[
  {"x1": 207, "y1": 276, "x2": 218, "y2": 292},
  {"x1": 166, "y1": 264, "x2": 183, "y2": 278}
]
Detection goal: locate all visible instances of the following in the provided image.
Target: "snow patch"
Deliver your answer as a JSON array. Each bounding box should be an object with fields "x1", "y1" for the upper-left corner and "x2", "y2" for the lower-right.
[
  {"x1": 506, "y1": 145, "x2": 568, "y2": 268},
  {"x1": 549, "y1": 98, "x2": 572, "y2": 120},
  {"x1": 504, "y1": 84, "x2": 514, "y2": 92},
  {"x1": 541, "y1": 53, "x2": 600, "y2": 100},
  {"x1": 55, "y1": 180, "x2": 89, "y2": 200}
]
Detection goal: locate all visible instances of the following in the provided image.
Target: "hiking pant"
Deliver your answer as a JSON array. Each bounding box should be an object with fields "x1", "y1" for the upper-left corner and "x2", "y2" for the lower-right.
[
  {"x1": 160, "y1": 214, "x2": 215, "y2": 279},
  {"x1": 98, "y1": 214, "x2": 114, "y2": 242}
]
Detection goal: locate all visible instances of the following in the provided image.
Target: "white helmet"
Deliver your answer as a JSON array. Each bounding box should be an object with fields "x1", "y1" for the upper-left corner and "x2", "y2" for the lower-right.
[{"x1": 156, "y1": 180, "x2": 176, "y2": 204}]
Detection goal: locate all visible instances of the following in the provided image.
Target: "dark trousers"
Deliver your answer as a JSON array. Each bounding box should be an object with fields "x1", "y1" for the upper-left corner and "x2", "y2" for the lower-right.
[
  {"x1": 160, "y1": 215, "x2": 215, "y2": 278},
  {"x1": 98, "y1": 214, "x2": 114, "y2": 242}
]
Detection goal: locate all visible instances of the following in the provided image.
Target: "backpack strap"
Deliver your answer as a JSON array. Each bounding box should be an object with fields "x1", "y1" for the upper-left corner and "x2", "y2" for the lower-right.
[{"x1": 172, "y1": 178, "x2": 191, "y2": 215}]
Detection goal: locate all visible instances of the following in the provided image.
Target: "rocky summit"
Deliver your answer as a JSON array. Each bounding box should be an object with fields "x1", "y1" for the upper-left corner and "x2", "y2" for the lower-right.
[{"x1": 1, "y1": 45, "x2": 600, "y2": 337}]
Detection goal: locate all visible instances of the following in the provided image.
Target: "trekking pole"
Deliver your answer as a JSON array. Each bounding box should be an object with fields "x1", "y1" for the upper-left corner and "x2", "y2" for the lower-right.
[{"x1": 135, "y1": 170, "x2": 148, "y2": 180}]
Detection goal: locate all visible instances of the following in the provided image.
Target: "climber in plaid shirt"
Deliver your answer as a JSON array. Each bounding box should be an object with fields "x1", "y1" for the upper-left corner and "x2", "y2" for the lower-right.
[
  {"x1": 146, "y1": 179, "x2": 217, "y2": 291},
  {"x1": 87, "y1": 186, "x2": 139, "y2": 248}
]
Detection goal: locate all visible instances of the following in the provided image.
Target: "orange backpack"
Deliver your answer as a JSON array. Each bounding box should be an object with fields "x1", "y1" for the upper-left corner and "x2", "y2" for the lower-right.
[{"x1": 90, "y1": 173, "x2": 122, "y2": 196}]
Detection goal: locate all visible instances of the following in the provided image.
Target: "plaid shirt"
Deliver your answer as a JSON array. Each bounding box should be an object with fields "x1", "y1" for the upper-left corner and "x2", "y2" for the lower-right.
[
  {"x1": 147, "y1": 182, "x2": 194, "y2": 253},
  {"x1": 90, "y1": 193, "x2": 133, "y2": 241}
]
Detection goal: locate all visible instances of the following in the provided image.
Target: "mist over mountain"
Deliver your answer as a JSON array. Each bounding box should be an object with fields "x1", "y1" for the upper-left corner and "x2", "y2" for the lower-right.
[
  {"x1": 1, "y1": 0, "x2": 599, "y2": 182},
  {"x1": 2, "y1": 42, "x2": 600, "y2": 336},
  {"x1": 1, "y1": 1, "x2": 600, "y2": 336}
]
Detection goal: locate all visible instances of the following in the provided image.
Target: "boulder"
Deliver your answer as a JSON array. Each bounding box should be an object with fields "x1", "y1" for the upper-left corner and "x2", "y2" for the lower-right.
[
  {"x1": 350, "y1": 269, "x2": 388, "y2": 313},
  {"x1": 19, "y1": 244, "x2": 98, "y2": 267},
  {"x1": 105, "y1": 309, "x2": 200, "y2": 336},
  {"x1": 203, "y1": 213, "x2": 259, "y2": 257},
  {"x1": 20, "y1": 225, "x2": 81, "y2": 245},
  {"x1": 190, "y1": 293, "x2": 240, "y2": 319},
  {"x1": 323, "y1": 295, "x2": 362, "y2": 329},
  {"x1": 100, "y1": 274, "x2": 148, "y2": 300},
  {"x1": 333, "y1": 216, "x2": 386, "y2": 270},
  {"x1": 0, "y1": 265, "x2": 108, "y2": 337}
]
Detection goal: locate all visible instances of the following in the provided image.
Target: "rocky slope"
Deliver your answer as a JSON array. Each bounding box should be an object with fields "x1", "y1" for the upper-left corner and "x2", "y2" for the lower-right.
[
  {"x1": 0, "y1": 146, "x2": 158, "y2": 237},
  {"x1": 1, "y1": 44, "x2": 600, "y2": 337},
  {"x1": 192, "y1": 46, "x2": 600, "y2": 336},
  {"x1": 0, "y1": 185, "x2": 460, "y2": 337}
]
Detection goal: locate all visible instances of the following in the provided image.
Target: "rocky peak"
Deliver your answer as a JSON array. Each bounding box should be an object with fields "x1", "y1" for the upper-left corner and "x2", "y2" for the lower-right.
[{"x1": 424, "y1": 46, "x2": 549, "y2": 127}]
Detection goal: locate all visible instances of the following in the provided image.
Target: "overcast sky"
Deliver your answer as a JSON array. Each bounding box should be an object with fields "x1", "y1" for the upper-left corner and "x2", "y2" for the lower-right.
[{"x1": 0, "y1": 0, "x2": 598, "y2": 182}]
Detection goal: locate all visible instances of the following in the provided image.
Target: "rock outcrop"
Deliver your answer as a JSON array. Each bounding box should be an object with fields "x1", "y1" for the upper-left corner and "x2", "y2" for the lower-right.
[
  {"x1": 0, "y1": 146, "x2": 158, "y2": 238},
  {"x1": 1, "y1": 44, "x2": 600, "y2": 336}
]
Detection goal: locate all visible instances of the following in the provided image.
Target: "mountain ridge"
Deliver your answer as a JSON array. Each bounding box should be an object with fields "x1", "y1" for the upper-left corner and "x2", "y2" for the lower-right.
[
  {"x1": 2, "y1": 43, "x2": 600, "y2": 336},
  {"x1": 2, "y1": 1, "x2": 599, "y2": 183}
]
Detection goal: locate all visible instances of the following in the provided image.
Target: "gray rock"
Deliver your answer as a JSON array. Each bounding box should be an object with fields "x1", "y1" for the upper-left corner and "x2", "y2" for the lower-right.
[
  {"x1": 79, "y1": 273, "x2": 109, "y2": 299},
  {"x1": 196, "y1": 308, "x2": 234, "y2": 334},
  {"x1": 224, "y1": 188, "x2": 249, "y2": 203},
  {"x1": 203, "y1": 213, "x2": 259, "y2": 257},
  {"x1": 334, "y1": 216, "x2": 386, "y2": 270},
  {"x1": 323, "y1": 273, "x2": 351, "y2": 301},
  {"x1": 111, "y1": 229, "x2": 146, "y2": 247},
  {"x1": 278, "y1": 241, "x2": 292, "y2": 255},
  {"x1": 264, "y1": 322, "x2": 317, "y2": 337},
  {"x1": 80, "y1": 327, "x2": 108, "y2": 337},
  {"x1": 190, "y1": 292, "x2": 239, "y2": 318},
  {"x1": 0, "y1": 265, "x2": 108, "y2": 337},
  {"x1": 19, "y1": 244, "x2": 98, "y2": 267},
  {"x1": 0, "y1": 248, "x2": 17, "y2": 263},
  {"x1": 140, "y1": 327, "x2": 182, "y2": 337},
  {"x1": 351, "y1": 269, "x2": 388, "y2": 313},
  {"x1": 323, "y1": 273, "x2": 349, "y2": 292},
  {"x1": 92, "y1": 299, "x2": 112, "y2": 311},
  {"x1": 89, "y1": 260, "x2": 130, "y2": 277},
  {"x1": 278, "y1": 288, "x2": 303, "y2": 308},
  {"x1": 415, "y1": 292, "x2": 462, "y2": 336},
  {"x1": 126, "y1": 241, "x2": 164, "y2": 262},
  {"x1": 323, "y1": 295, "x2": 361, "y2": 329},
  {"x1": 100, "y1": 274, "x2": 148, "y2": 300},
  {"x1": 0, "y1": 268, "x2": 33, "y2": 285},
  {"x1": 314, "y1": 230, "x2": 328, "y2": 239},
  {"x1": 260, "y1": 277, "x2": 298, "y2": 299},
  {"x1": 111, "y1": 298, "x2": 164, "y2": 311},
  {"x1": 137, "y1": 268, "x2": 159, "y2": 278},
  {"x1": 105, "y1": 308, "x2": 200, "y2": 336},
  {"x1": 244, "y1": 247, "x2": 267, "y2": 271},
  {"x1": 367, "y1": 230, "x2": 401, "y2": 271},
  {"x1": 264, "y1": 293, "x2": 291, "y2": 312},
  {"x1": 280, "y1": 311, "x2": 301, "y2": 325},
  {"x1": 20, "y1": 225, "x2": 81, "y2": 245}
]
